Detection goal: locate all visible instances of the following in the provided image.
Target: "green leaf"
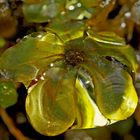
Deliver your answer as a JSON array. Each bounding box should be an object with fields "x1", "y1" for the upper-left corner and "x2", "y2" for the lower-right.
[
  {"x1": 85, "y1": 31, "x2": 138, "y2": 72},
  {"x1": 0, "y1": 81, "x2": 18, "y2": 108},
  {"x1": 22, "y1": 0, "x2": 96, "y2": 23},
  {"x1": 81, "y1": 58, "x2": 138, "y2": 120},
  {"x1": 74, "y1": 76, "x2": 109, "y2": 129},
  {"x1": 26, "y1": 66, "x2": 76, "y2": 136},
  {"x1": 47, "y1": 20, "x2": 85, "y2": 42},
  {"x1": 0, "y1": 32, "x2": 64, "y2": 85},
  {"x1": 22, "y1": 0, "x2": 66, "y2": 23}
]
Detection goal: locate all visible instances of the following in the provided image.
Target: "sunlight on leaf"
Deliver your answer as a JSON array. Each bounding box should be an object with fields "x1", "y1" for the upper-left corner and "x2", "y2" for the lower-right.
[
  {"x1": 0, "y1": 29, "x2": 138, "y2": 136},
  {"x1": 26, "y1": 66, "x2": 76, "y2": 136},
  {"x1": 81, "y1": 58, "x2": 138, "y2": 120},
  {"x1": 47, "y1": 20, "x2": 85, "y2": 42},
  {"x1": 0, "y1": 32, "x2": 64, "y2": 85},
  {"x1": 87, "y1": 31, "x2": 138, "y2": 72},
  {"x1": 74, "y1": 76, "x2": 109, "y2": 128}
]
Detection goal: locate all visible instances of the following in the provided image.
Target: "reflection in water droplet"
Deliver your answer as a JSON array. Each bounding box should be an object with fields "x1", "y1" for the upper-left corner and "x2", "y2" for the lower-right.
[
  {"x1": 31, "y1": 32, "x2": 43, "y2": 38},
  {"x1": 61, "y1": 11, "x2": 66, "y2": 15},
  {"x1": 40, "y1": 76, "x2": 45, "y2": 80},
  {"x1": 50, "y1": 63, "x2": 54, "y2": 67},
  {"x1": 22, "y1": 36, "x2": 28, "y2": 41},
  {"x1": 100, "y1": 0, "x2": 112, "y2": 8},
  {"x1": 121, "y1": 22, "x2": 126, "y2": 28},
  {"x1": 77, "y1": 3, "x2": 82, "y2": 7},
  {"x1": 123, "y1": 96, "x2": 127, "y2": 100},
  {"x1": 34, "y1": 78, "x2": 38, "y2": 82},
  {"x1": 37, "y1": 34, "x2": 43, "y2": 38},
  {"x1": 43, "y1": 72, "x2": 46, "y2": 76},
  {"x1": 85, "y1": 80, "x2": 90, "y2": 84},
  {"x1": 125, "y1": 12, "x2": 131, "y2": 18},
  {"x1": 3, "y1": 86, "x2": 7, "y2": 89},
  {"x1": 68, "y1": 5, "x2": 75, "y2": 10}
]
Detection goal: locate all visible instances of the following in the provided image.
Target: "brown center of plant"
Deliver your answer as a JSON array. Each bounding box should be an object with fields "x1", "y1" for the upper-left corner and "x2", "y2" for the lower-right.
[{"x1": 65, "y1": 50, "x2": 85, "y2": 66}]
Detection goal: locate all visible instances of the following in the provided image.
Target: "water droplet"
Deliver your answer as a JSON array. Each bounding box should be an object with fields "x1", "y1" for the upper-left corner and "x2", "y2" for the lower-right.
[
  {"x1": 3, "y1": 86, "x2": 7, "y2": 89},
  {"x1": 61, "y1": 11, "x2": 66, "y2": 15},
  {"x1": 125, "y1": 12, "x2": 131, "y2": 18},
  {"x1": 120, "y1": 22, "x2": 126, "y2": 28},
  {"x1": 132, "y1": 70, "x2": 135, "y2": 73},
  {"x1": 100, "y1": 0, "x2": 112, "y2": 8},
  {"x1": 37, "y1": 34, "x2": 43, "y2": 38},
  {"x1": 40, "y1": 76, "x2": 45, "y2": 80},
  {"x1": 34, "y1": 78, "x2": 38, "y2": 82},
  {"x1": 50, "y1": 63, "x2": 54, "y2": 67},
  {"x1": 42, "y1": 5, "x2": 47, "y2": 11},
  {"x1": 43, "y1": 72, "x2": 46, "y2": 76},
  {"x1": 31, "y1": 32, "x2": 43, "y2": 38},
  {"x1": 68, "y1": 5, "x2": 75, "y2": 10},
  {"x1": 85, "y1": 80, "x2": 90, "y2": 84},
  {"x1": 77, "y1": 3, "x2": 82, "y2": 7},
  {"x1": 123, "y1": 96, "x2": 127, "y2": 100}
]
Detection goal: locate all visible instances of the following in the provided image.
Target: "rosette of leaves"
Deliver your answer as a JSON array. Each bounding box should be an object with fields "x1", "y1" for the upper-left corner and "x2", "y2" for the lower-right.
[{"x1": 0, "y1": 29, "x2": 138, "y2": 136}]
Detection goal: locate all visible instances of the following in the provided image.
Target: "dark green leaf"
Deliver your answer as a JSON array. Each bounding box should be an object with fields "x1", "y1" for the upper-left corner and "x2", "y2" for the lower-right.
[{"x1": 0, "y1": 81, "x2": 18, "y2": 108}]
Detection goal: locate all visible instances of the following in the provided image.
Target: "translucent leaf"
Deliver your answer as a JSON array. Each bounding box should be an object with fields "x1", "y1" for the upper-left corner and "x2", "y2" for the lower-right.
[
  {"x1": 0, "y1": 81, "x2": 18, "y2": 108},
  {"x1": 47, "y1": 20, "x2": 85, "y2": 42},
  {"x1": 74, "y1": 77, "x2": 108, "y2": 129},
  {"x1": 85, "y1": 31, "x2": 138, "y2": 72},
  {"x1": 88, "y1": 31, "x2": 126, "y2": 45},
  {"x1": 26, "y1": 67, "x2": 76, "y2": 136},
  {"x1": 0, "y1": 32, "x2": 64, "y2": 84},
  {"x1": 81, "y1": 58, "x2": 138, "y2": 120}
]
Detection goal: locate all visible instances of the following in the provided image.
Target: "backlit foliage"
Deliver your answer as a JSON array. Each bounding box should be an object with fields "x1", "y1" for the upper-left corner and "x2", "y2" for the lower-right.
[{"x1": 0, "y1": 0, "x2": 139, "y2": 137}]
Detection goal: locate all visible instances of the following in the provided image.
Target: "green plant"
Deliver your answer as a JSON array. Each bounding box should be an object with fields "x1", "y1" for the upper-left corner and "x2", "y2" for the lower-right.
[{"x1": 0, "y1": 0, "x2": 139, "y2": 139}]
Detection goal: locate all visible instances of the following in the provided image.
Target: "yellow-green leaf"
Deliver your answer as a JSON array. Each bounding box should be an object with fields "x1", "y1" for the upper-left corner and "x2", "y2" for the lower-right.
[
  {"x1": 81, "y1": 58, "x2": 138, "y2": 120},
  {"x1": 26, "y1": 67, "x2": 76, "y2": 136},
  {"x1": 0, "y1": 32, "x2": 64, "y2": 85},
  {"x1": 85, "y1": 31, "x2": 138, "y2": 72}
]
